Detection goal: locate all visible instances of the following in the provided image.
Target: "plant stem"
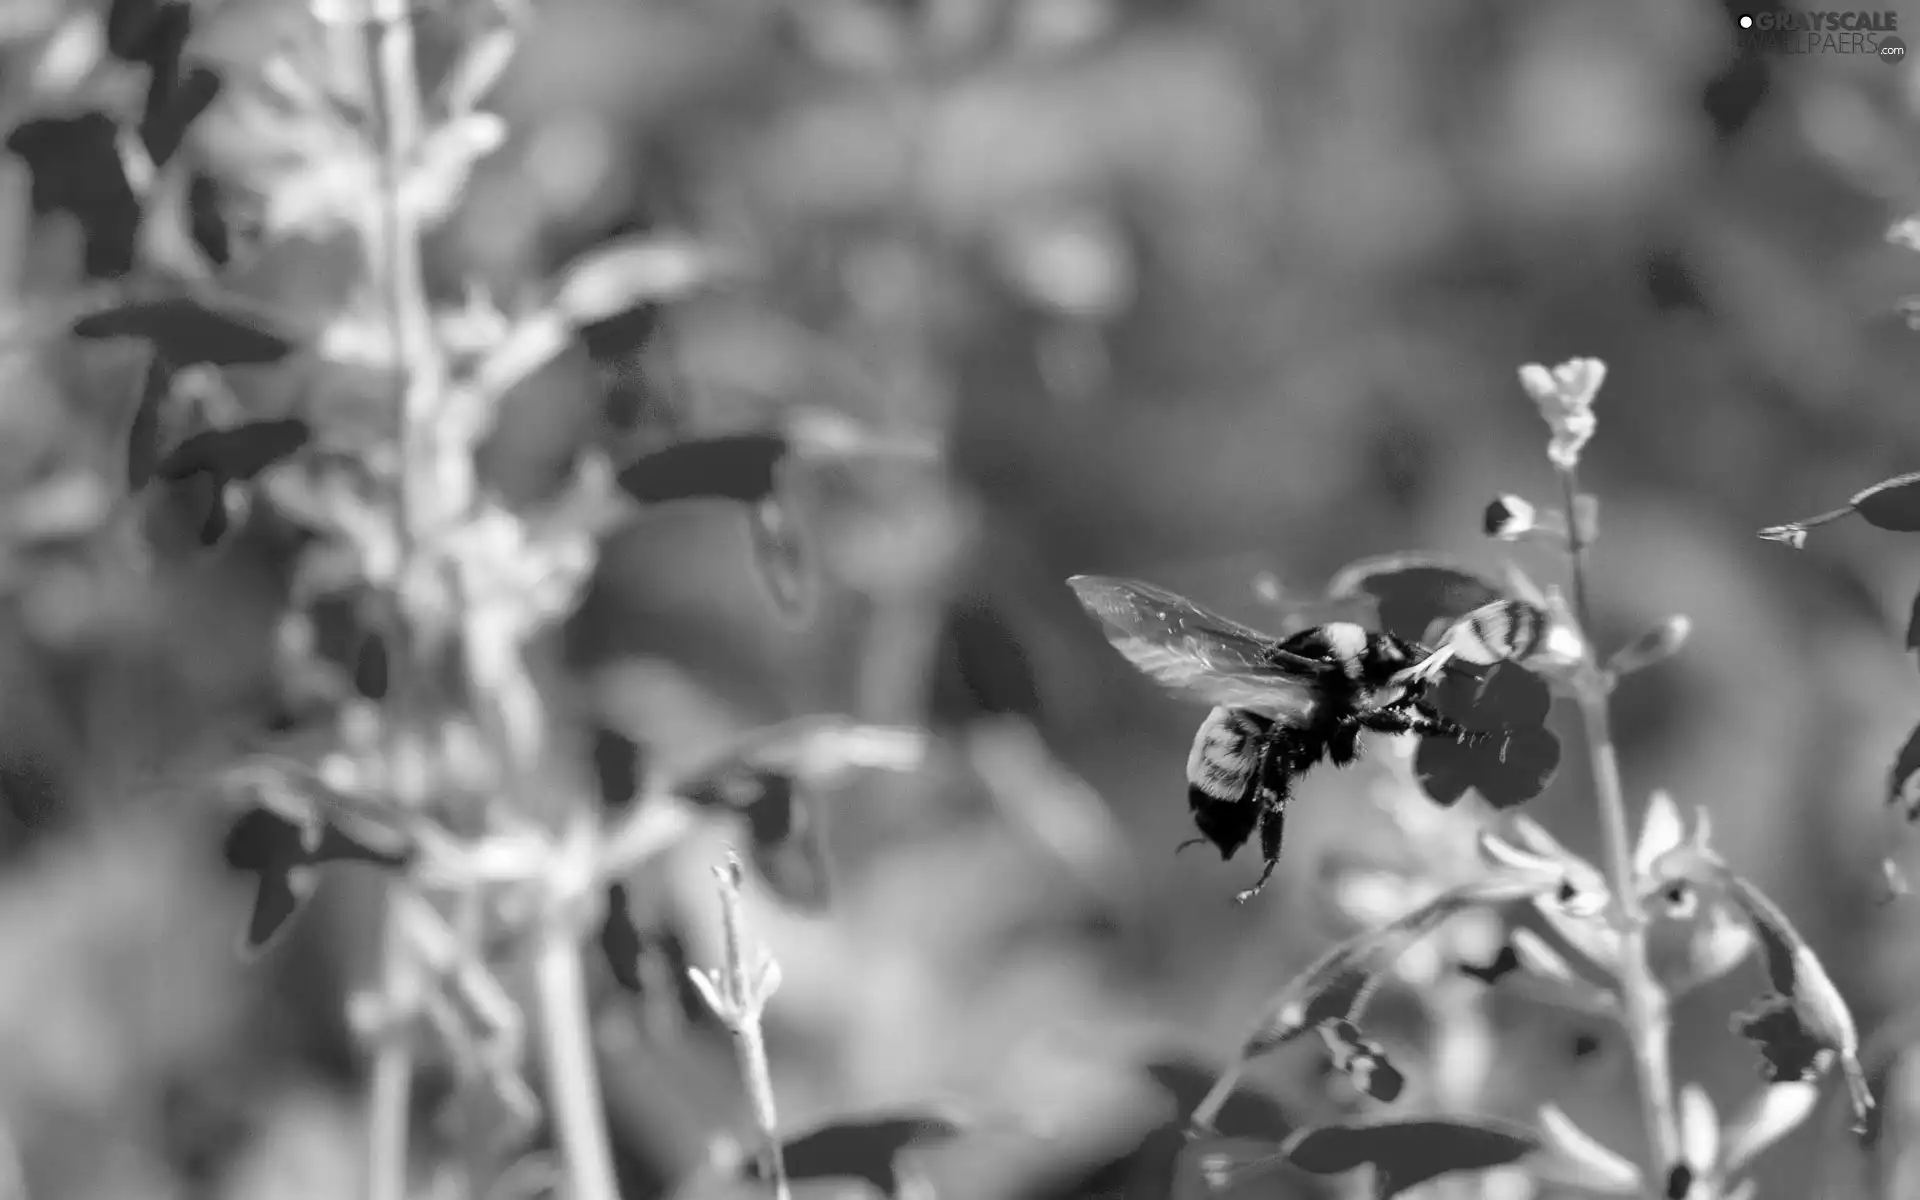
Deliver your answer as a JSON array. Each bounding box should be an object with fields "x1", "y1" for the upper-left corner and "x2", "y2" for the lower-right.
[
  {"x1": 534, "y1": 929, "x2": 624, "y2": 1200},
  {"x1": 1557, "y1": 465, "x2": 1682, "y2": 1185},
  {"x1": 365, "y1": 0, "x2": 438, "y2": 1192},
  {"x1": 716, "y1": 852, "x2": 792, "y2": 1200}
]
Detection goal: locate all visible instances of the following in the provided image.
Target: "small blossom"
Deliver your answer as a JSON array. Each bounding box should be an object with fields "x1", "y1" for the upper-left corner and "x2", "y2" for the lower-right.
[
  {"x1": 1888, "y1": 215, "x2": 1920, "y2": 251},
  {"x1": 1483, "y1": 494, "x2": 1538, "y2": 540},
  {"x1": 1518, "y1": 357, "x2": 1606, "y2": 468}
]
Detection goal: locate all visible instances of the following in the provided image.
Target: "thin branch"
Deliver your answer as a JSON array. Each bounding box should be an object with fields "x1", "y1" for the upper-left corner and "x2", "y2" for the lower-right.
[
  {"x1": 694, "y1": 851, "x2": 792, "y2": 1200},
  {"x1": 364, "y1": 0, "x2": 438, "y2": 1190},
  {"x1": 534, "y1": 916, "x2": 623, "y2": 1200},
  {"x1": 1558, "y1": 463, "x2": 1683, "y2": 1183}
]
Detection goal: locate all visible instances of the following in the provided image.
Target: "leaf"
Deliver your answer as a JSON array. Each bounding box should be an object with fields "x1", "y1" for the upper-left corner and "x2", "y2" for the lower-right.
[
  {"x1": 1891, "y1": 720, "x2": 1920, "y2": 821},
  {"x1": 1715, "y1": 867, "x2": 1875, "y2": 1140},
  {"x1": 240, "y1": 865, "x2": 314, "y2": 959},
  {"x1": 599, "y1": 882, "x2": 644, "y2": 993},
  {"x1": 616, "y1": 433, "x2": 790, "y2": 505},
  {"x1": 1907, "y1": 587, "x2": 1920, "y2": 657},
  {"x1": 750, "y1": 796, "x2": 833, "y2": 911},
  {"x1": 106, "y1": 0, "x2": 192, "y2": 68},
  {"x1": 73, "y1": 297, "x2": 299, "y2": 365},
  {"x1": 1143, "y1": 1059, "x2": 1293, "y2": 1140},
  {"x1": 1415, "y1": 665, "x2": 1561, "y2": 809},
  {"x1": 140, "y1": 64, "x2": 221, "y2": 168},
  {"x1": 553, "y1": 233, "x2": 724, "y2": 325},
  {"x1": 221, "y1": 797, "x2": 409, "y2": 959},
  {"x1": 125, "y1": 352, "x2": 175, "y2": 490},
  {"x1": 1272, "y1": 1117, "x2": 1538, "y2": 1199},
  {"x1": 749, "y1": 497, "x2": 812, "y2": 623},
  {"x1": 763, "y1": 1110, "x2": 967, "y2": 1195},
  {"x1": 936, "y1": 599, "x2": 1042, "y2": 720},
  {"x1": 1320, "y1": 1019, "x2": 1405, "y2": 1104},
  {"x1": 156, "y1": 418, "x2": 311, "y2": 482},
  {"x1": 1850, "y1": 472, "x2": 1920, "y2": 532},
  {"x1": 590, "y1": 725, "x2": 642, "y2": 811},
  {"x1": 352, "y1": 633, "x2": 389, "y2": 700},
  {"x1": 1325, "y1": 554, "x2": 1507, "y2": 644},
  {"x1": 1458, "y1": 943, "x2": 1522, "y2": 986},
  {"x1": 6, "y1": 112, "x2": 140, "y2": 278}
]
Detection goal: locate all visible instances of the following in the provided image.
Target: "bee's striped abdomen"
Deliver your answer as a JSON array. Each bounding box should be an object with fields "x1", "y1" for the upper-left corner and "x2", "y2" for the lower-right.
[
  {"x1": 1186, "y1": 706, "x2": 1271, "y2": 802},
  {"x1": 1446, "y1": 600, "x2": 1547, "y2": 666},
  {"x1": 1185, "y1": 706, "x2": 1273, "y2": 860}
]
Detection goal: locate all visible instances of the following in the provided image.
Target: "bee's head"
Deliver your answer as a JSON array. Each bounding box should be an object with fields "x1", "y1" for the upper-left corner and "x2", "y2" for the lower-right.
[{"x1": 1355, "y1": 632, "x2": 1419, "y2": 683}]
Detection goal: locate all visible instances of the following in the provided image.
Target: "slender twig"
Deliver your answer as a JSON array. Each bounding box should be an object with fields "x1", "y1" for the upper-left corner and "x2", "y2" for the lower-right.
[
  {"x1": 693, "y1": 851, "x2": 792, "y2": 1200},
  {"x1": 365, "y1": 0, "x2": 440, "y2": 1191},
  {"x1": 534, "y1": 895, "x2": 624, "y2": 1200},
  {"x1": 1558, "y1": 464, "x2": 1683, "y2": 1183}
]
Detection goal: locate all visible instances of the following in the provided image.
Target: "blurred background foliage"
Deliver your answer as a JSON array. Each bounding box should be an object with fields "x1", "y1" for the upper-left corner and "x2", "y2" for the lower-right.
[{"x1": 5, "y1": 0, "x2": 1920, "y2": 1198}]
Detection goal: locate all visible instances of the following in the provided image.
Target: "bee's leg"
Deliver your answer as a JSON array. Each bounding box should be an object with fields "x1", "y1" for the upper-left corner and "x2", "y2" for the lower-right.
[
  {"x1": 1235, "y1": 747, "x2": 1294, "y2": 904},
  {"x1": 1324, "y1": 719, "x2": 1365, "y2": 766},
  {"x1": 1359, "y1": 707, "x2": 1491, "y2": 746}
]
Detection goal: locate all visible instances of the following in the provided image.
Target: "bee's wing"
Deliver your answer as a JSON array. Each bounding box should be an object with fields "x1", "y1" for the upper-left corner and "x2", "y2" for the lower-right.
[{"x1": 1067, "y1": 575, "x2": 1328, "y2": 719}]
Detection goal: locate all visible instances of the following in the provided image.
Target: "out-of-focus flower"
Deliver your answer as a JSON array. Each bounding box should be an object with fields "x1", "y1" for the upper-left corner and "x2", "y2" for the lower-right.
[
  {"x1": 1535, "y1": 1080, "x2": 1817, "y2": 1200},
  {"x1": 1517, "y1": 357, "x2": 1606, "y2": 468},
  {"x1": 1483, "y1": 493, "x2": 1538, "y2": 540}
]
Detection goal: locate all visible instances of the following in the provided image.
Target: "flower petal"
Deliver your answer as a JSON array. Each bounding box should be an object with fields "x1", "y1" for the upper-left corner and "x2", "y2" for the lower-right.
[
  {"x1": 1634, "y1": 790, "x2": 1685, "y2": 881},
  {"x1": 1533, "y1": 1104, "x2": 1642, "y2": 1195},
  {"x1": 1720, "y1": 1081, "x2": 1820, "y2": 1174},
  {"x1": 1677, "y1": 1084, "x2": 1720, "y2": 1174}
]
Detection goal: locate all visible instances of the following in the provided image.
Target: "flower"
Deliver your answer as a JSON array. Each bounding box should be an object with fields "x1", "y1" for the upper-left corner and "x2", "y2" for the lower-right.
[
  {"x1": 1535, "y1": 1079, "x2": 1818, "y2": 1199},
  {"x1": 1518, "y1": 357, "x2": 1607, "y2": 468},
  {"x1": 1483, "y1": 494, "x2": 1537, "y2": 540}
]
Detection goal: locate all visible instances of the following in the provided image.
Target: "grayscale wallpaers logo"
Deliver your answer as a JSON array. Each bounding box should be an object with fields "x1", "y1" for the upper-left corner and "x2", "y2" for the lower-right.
[{"x1": 1735, "y1": 10, "x2": 1904, "y2": 61}]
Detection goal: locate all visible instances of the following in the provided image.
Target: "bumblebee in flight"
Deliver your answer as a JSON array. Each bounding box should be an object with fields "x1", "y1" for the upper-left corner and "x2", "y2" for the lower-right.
[{"x1": 1068, "y1": 575, "x2": 1492, "y2": 903}]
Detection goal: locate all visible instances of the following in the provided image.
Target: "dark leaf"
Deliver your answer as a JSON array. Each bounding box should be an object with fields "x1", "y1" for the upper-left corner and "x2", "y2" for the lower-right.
[
  {"x1": 937, "y1": 599, "x2": 1042, "y2": 720},
  {"x1": 241, "y1": 866, "x2": 313, "y2": 959},
  {"x1": 600, "y1": 882, "x2": 643, "y2": 993},
  {"x1": 1143, "y1": 1059, "x2": 1293, "y2": 1140},
  {"x1": 590, "y1": 726, "x2": 641, "y2": 811},
  {"x1": 751, "y1": 815, "x2": 833, "y2": 911},
  {"x1": 1321, "y1": 1020, "x2": 1404, "y2": 1104},
  {"x1": 1907, "y1": 588, "x2": 1920, "y2": 658},
  {"x1": 1277, "y1": 1117, "x2": 1538, "y2": 1199},
  {"x1": 1415, "y1": 665, "x2": 1561, "y2": 809},
  {"x1": 157, "y1": 418, "x2": 311, "y2": 482},
  {"x1": 1732, "y1": 995, "x2": 1830, "y2": 1084},
  {"x1": 1892, "y1": 720, "x2": 1920, "y2": 821},
  {"x1": 6, "y1": 113, "x2": 139, "y2": 278},
  {"x1": 1714, "y1": 868, "x2": 1876, "y2": 1140},
  {"x1": 73, "y1": 298, "x2": 299, "y2": 366},
  {"x1": 141, "y1": 65, "x2": 221, "y2": 168},
  {"x1": 615, "y1": 433, "x2": 790, "y2": 505},
  {"x1": 1458, "y1": 943, "x2": 1522, "y2": 986},
  {"x1": 578, "y1": 303, "x2": 661, "y2": 364},
  {"x1": 126, "y1": 352, "x2": 174, "y2": 490},
  {"x1": 352, "y1": 634, "x2": 389, "y2": 700},
  {"x1": 107, "y1": 0, "x2": 192, "y2": 67},
  {"x1": 761, "y1": 1111, "x2": 966, "y2": 1195},
  {"x1": 222, "y1": 805, "x2": 314, "y2": 875},
  {"x1": 1851, "y1": 472, "x2": 1920, "y2": 532},
  {"x1": 1324, "y1": 555, "x2": 1505, "y2": 645},
  {"x1": 187, "y1": 171, "x2": 230, "y2": 265},
  {"x1": 748, "y1": 497, "x2": 812, "y2": 623}
]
